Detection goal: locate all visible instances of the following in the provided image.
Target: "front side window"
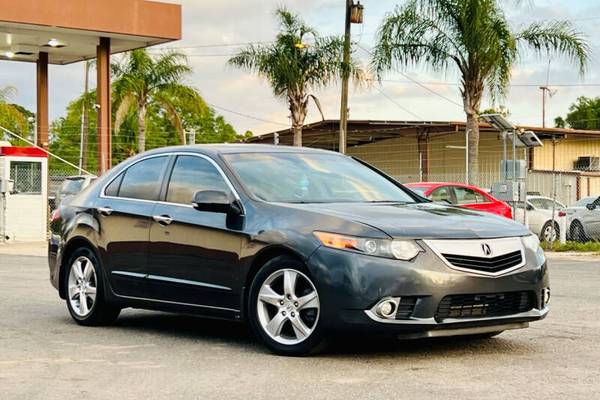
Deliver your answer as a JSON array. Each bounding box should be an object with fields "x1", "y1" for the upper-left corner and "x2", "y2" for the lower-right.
[
  {"x1": 10, "y1": 161, "x2": 42, "y2": 194},
  {"x1": 224, "y1": 152, "x2": 417, "y2": 204},
  {"x1": 117, "y1": 156, "x2": 168, "y2": 201},
  {"x1": 166, "y1": 155, "x2": 230, "y2": 204}
]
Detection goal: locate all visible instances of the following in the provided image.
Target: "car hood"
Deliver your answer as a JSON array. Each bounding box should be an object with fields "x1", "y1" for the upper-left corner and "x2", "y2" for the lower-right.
[{"x1": 286, "y1": 202, "x2": 530, "y2": 239}]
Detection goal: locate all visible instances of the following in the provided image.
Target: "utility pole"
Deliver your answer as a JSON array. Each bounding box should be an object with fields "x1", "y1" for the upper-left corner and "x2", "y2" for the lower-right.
[
  {"x1": 339, "y1": 1, "x2": 363, "y2": 154},
  {"x1": 539, "y1": 86, "x2": 548, "y2": 128}
]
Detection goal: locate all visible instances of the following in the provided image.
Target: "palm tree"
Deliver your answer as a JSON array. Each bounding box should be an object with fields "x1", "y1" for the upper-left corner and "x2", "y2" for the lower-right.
[
  {"x1": 112, "y1": 49, "x2": 206, "y2": 153},
  {"x1": 372, "y1": 0, "x2": 589, "y2": 183},
  {"x1": 229, "y1": 8, "x2": 364, "y2": 147}
]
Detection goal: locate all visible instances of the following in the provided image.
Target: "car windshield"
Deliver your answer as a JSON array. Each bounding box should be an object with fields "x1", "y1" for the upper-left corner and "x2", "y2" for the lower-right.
[
  {"x1": 224, "y1": 152, "x2": 418, "y2": 204},
  {"x1": 408, "y1": 187, "x2": 427, "y2": 196},
  {"x1": 60, "y1": 178, "x2": 85, "y2": 195}
]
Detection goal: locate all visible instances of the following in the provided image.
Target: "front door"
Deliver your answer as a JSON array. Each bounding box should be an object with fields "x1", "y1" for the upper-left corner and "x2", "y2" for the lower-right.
[
  {"x1": 146, "y1": 154, "x2": 245, "y2": 311},
  {"x1": 95, "y1": 155, "x2": 170, "y2": 298}
]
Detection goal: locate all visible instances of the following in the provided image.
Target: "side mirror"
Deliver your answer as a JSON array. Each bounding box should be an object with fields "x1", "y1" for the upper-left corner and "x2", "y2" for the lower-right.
[
  {"x1": 586, "y1": 203, "x2": 597, "y2": 211},
  {"x1": 192, "y1": 190, "x2": 242, "y2": 215},
  {"x1": 526, "y1": 204, "x2": 534, "y2": 211}
]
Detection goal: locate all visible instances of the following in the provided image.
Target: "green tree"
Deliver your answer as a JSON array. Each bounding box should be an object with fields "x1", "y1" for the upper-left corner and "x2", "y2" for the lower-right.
[
  {"x1": 555, "y1": 96, "x2": 600, "y2": 130},
  {"x1": 228, "y1": 8, "x2": 364, "y2": 146},
  {"x1": 112, "y1": 49, "x2": 206, "y2": 153},
  {"x1": 0, "y1": 86, "x2": 30, "y2": 143},
  {"x1": 372, "y1": 0, "x2": 589, "y2": 183}
]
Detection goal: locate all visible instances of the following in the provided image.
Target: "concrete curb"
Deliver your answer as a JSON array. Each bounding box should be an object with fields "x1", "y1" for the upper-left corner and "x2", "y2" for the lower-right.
[{"x1": 545, "y1": 251, "x2": 600, "y2": 261}]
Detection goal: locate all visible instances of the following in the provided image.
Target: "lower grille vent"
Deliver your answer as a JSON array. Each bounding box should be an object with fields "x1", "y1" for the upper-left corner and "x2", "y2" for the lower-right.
[
  {"x1": 396, "y1": 297, "x2": 418, "y2": 319},
  {"x1": 435, "y1": 291, "x2": 535, "y2": 322}
]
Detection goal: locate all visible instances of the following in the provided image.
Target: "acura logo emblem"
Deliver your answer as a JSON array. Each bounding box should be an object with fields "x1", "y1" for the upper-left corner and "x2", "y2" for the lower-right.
[{"x1": 481, "y1": 243, "x2": 492, "y2": 256}]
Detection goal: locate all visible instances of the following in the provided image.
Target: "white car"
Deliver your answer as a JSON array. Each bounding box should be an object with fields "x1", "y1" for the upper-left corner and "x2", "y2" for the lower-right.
[
  {"x1": 566, "y1": 196, "x2": 600, "y2": 242},
  {"x1": 516, "y1": 196, "x2": 565, "y2": 242}
]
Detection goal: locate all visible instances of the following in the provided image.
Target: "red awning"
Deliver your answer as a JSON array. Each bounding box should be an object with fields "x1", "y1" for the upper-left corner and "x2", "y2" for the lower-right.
[{"x1": 0, "y1": 147, "x2": 48, "y2": 157}]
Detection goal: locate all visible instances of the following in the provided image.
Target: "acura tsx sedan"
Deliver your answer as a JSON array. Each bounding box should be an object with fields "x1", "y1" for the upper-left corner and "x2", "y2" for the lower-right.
[{"x1": 48, "y1": 145, "x2": 549, "y2": 356}]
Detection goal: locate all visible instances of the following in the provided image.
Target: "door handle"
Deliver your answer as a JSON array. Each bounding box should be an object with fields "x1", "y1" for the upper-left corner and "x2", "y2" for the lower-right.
[
  {"x1": 153, "y1": 215, "x2": 173, "y2": 226},
  {"x1": 97, "y1": 206, "x2": 113, "y2": 216}
]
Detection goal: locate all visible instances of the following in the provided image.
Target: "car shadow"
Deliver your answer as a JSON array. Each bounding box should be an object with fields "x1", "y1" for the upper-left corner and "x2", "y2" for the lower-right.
[{"x1": 103, "y1": 310, "x2": 537, "y2": 358}]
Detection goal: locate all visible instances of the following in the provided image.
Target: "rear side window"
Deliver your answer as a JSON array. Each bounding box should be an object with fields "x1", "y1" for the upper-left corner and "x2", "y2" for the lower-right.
[
  {"x1": 166, "y1": 155, "x2": 230, "y2": 205},
  {"x1": 454, "y1": 187, "x2": 486, "y2": 204},
  {"x1": 430, "y1": 187, "x2": 452, "y2": 203},
  {"x1": 117, "y1": 156, "x2": 169, "y2": 201}
]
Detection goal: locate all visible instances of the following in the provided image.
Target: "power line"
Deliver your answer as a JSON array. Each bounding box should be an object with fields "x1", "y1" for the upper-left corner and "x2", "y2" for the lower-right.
[
  {"x1": 206, "y1": 103, "x2": 289, "y2": 127},
  {"x1": 371, "y1": 86, "x2": 424, "y2": 120},
  {"x1": 357, "y1": 44, "x2": 464, "y2": 109}
]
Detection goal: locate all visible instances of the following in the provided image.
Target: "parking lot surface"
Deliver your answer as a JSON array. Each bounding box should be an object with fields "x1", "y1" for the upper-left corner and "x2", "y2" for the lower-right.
[{"x1": 0, "y1": 254, "x2": 598, "y2": 400}]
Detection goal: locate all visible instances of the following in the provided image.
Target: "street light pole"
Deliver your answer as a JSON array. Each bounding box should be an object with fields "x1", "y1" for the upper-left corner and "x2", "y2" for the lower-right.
[{"x1": 339, "y1": 0, "x2": 352, "y2": 154}]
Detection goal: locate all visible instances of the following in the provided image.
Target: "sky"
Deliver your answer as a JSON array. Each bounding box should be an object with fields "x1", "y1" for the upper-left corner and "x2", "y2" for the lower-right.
[{"x1": 2, "y1": 0, "x2": 600, "y2": 136}]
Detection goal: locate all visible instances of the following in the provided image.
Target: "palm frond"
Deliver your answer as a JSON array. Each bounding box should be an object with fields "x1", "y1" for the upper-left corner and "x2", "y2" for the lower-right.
[{"x1": 517, "y1": 21, "x2": 590, "y2": 75}]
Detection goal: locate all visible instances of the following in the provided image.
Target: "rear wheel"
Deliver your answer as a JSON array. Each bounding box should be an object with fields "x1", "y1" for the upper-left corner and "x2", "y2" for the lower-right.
[
  {"x1": 65, "y1": 247, "x2": 120, "y2": 326},
  {"x1": 541, "y1": 221, "x2": 559, "y2": 242},
  {"x1": 248, "y1": 256, "x2": 325, "y2": 356},
  {"x1": 570, "y1": 221, "x2": 588, "y2": 243}
]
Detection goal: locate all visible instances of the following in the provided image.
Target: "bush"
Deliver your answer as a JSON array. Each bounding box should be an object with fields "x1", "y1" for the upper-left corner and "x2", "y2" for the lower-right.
[{"x1": 541, "y1": 241, "x2": 600, "y2": 253}]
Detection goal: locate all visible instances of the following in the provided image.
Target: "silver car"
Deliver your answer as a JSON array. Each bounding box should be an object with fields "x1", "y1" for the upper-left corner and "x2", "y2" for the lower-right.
[
  {"x1": 566, "y1": 196, "x2": 600, "y2": 242},
  {"x1": 516, "y1": 196, "x2": 566, "y2": 242}
]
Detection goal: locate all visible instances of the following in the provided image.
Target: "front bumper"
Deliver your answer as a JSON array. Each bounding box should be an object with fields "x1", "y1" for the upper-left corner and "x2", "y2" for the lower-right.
[{"x1": 306, "y1": 244, "x2": 549, "y2": 335}]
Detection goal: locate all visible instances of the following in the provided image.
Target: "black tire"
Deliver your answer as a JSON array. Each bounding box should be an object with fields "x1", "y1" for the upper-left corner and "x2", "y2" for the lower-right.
[
  {"x1": 65, "y1": 247, "x2": 121, "y2": 326},
  {"x1": 570, "y1": 221, "x2": 588, "y2": 243},
  {"x1": 247, "y1": 255, "x2": 326, "y2": 356},
  {"x1": 540, "y1": 221, "x2": 559, "y2": 243}
]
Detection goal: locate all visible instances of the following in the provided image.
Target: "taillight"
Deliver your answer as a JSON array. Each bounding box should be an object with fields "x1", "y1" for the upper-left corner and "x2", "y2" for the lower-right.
[
  {"x1": 51, "y1": 209, "x2": 61, "y2": 223},
  {"x1": 558, "y1": 211, "x2": 566, "y2": 217}
]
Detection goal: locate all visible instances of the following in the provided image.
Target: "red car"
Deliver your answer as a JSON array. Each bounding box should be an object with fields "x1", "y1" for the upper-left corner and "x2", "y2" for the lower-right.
[{"x1": 404, "y1": 182, "x2": 513, "y2": 219}]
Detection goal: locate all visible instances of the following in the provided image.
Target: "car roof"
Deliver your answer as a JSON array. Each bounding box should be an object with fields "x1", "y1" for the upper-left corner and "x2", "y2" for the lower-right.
[
  {"x1": 404, "y1": 182, "x2": 485, "y2": 191},
  {"x1": 140, "y1": 144, "x2": 335, "y2": 157}
]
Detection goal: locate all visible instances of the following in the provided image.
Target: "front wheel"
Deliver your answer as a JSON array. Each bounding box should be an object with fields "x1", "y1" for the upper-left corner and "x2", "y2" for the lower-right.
[
  {"x1": 248, "y1": 256, "x2": 325, "y2": 356},
  {"x1": 65, "y1": 247, "x2": 120, "y2": 326},
  {"x1": 541, "y1": 221, "x2": 559, "y2": 243}
]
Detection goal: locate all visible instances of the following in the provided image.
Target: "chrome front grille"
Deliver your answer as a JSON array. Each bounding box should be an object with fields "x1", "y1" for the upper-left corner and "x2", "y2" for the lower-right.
[
  {"x1": 441, "y1": 250, "x2": 523, "y2": 274},
  {"x1": 423, "y1": 237, "x2": 526, "y2": 276}
]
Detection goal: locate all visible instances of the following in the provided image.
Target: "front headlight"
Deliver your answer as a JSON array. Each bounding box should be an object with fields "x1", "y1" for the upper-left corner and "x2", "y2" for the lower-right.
[
  {"x1": 313, "y1": 231, "x2": 423, "y2": 260},
  {"x1": 521, "y1": 234, "x2": 541, "y2": 252}
]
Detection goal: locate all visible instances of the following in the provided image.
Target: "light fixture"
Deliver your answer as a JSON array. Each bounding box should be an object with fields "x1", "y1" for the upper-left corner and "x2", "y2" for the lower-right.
[
  {"x1": 5, "y1": 51, "x2": 14, "y2": 58},
  {"x1": 46, "y1": 38, "x2": 66, "y2": 48},
  {"x1": 350, "y1": 1, "x2": 364, "y2": 24}
]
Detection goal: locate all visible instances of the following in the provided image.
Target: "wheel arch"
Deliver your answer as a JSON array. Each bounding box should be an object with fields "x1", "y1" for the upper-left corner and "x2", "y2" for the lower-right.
[
  {"x1": 58, "y1": 236, "x2": 99, "y2": 299},
  {"x1": 242, "y1": 245, "x2": 306, "y2": 317}
]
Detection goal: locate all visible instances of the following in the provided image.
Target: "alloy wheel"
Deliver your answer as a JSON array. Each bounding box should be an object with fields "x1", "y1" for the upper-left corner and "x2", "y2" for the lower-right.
[
  {"x1": 256, "y1": 269, "x2": 320, "y2": 345},
  {"x1": 543, "y1": 223, "x2": 558, "y2": 242},
  {"x1": 67, "y1": 256, "x2": 98, "y2": 317}
]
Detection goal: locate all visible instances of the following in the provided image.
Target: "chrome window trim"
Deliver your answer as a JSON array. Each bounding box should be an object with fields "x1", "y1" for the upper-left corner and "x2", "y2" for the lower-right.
[{"x1": 99, "y1": 152, "x2": 245, "y2": 215}]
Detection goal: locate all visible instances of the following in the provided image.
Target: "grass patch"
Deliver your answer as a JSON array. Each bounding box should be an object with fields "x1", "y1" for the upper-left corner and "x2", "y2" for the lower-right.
[{"x1": 541, "y1": 241, "x2": 600, "y2": 253}]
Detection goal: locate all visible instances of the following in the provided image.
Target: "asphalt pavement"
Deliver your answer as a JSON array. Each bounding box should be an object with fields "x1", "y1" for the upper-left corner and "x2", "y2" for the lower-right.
[{"x1": 0, "y1": 254, "x2": 598, "y2": 400}]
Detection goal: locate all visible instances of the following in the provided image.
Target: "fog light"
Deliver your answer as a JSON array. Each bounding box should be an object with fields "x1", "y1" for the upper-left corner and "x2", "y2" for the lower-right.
[{"x1": 375, "y1": 298, "x2": 398, "y2": 318}]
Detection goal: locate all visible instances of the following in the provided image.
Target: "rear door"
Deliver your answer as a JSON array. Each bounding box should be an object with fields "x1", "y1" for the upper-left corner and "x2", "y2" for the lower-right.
[
  {"x1": 146, "y1": 154, "x2": 246, "y2": 311},
  {"x1": 95, "y1": 155, "x2": 170, "y2": 297},
  {"x1": 452, "y1": 186, "x2": 495, "y2": 214}
]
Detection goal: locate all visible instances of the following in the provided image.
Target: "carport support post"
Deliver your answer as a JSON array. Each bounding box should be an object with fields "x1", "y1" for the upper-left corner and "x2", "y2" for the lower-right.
[
  {"x1": 97, "y1": 37, "x2": 112, "y2": 174},
  {"x1": 36, "y1": 52, "x2": 49, "y2": 150}
]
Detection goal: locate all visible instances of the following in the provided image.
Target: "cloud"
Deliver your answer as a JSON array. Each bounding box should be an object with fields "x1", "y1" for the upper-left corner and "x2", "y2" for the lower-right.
[{"x1": 1, "y1": 0, "x2": 599, "y2": 137}]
